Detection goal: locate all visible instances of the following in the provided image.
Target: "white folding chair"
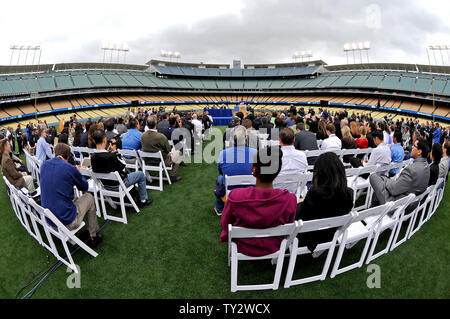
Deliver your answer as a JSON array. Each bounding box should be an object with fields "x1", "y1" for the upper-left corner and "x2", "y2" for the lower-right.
[
  {"x1": 284, "y1": 213, "x2": 355, "y2": 288},
  {"x1": 92, "y1": 171, "x2": 140, "y2": 224},
  {"x1": 347, "y1": 165, "x2": 377, "y2": 210},
  {"x1": 273, "y1": 173, "x2": 303, "y2": 200},
  {"x1": 427, "y1": 178, "x2": 446, "y2": 221},
  {"x1": 228, "y1": 221, "x2": 298, "y2": 292},
  {"x1": 340, "y1": 149, "x2": 359, "y2": 163},
  {"x1": 408, "y1": 182, "x2": 442, "y2": 239},
  {"x1": 225, "y1": 175, "x2": 256, "y2": 198},
  {"x1": 79, "y1": 168, "x2": 102, "y2": 218},
  {"x1": 305, "y1": 149, "x2": 324, "y2": 171},
  {"x1": 16, "y1": 189, "x2": 47, "y2": 245},
  {"x1": 297, "y1": 172, "x2": 313, "y2": 199},
  {"x1": 365, "y1": 194, "x2": 416, "y2": 264},
  {"x1": 118, "y1": 149, "x2": 141, "y2": 173},
  {"x1": 71, "y1": 146, "x2": 88, "y2": 165},
  {"x1": 3, "y1": 176, "x2": 29, "y2": 231},
  {"x1": 28, "y1": 197, "x2": 98, "y2": 274},
  {"x1": 330, "y1": 202, "x2": 394, "y2": 278},
  {"x1": 138, "y1": 150, "x2": 172, "y2": 192},
  {"x1": 390, "y1": 186, "x2": 433, "y2": 251}
]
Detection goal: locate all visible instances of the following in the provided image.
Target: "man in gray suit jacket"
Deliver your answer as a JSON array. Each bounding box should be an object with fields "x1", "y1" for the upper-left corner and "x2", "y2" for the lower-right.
[
  {"x1": 370, "y1": 138, "x2": 430, "y2": 207},
  {"x1": 294, "y1": 122, "x2": 318, "y2": 165}
]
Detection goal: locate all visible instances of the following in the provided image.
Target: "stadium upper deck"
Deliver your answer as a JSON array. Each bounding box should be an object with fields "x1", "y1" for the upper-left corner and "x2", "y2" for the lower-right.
[{"x1": 0, "y1": 60, "x2": 449, "y2": 124}]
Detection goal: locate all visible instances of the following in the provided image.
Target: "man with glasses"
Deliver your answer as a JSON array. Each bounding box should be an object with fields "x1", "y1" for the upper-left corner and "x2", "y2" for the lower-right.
[{"x1": 369, "y1": 138, "x2": 430, "y2": 206}]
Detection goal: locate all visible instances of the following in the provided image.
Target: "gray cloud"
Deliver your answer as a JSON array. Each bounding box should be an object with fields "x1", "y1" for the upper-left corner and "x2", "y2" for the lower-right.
[{"x1": 126, "y1": 0, "x2": 450, "y2": 66}]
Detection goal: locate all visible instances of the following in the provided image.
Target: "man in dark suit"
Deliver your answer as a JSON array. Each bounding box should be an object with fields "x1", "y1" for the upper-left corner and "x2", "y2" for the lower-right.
[
  {"x1": 80, "y1": 121, "x2": 91, "y2": 148},
  {"x1": 141, "y1": 116, "x2": 182, "y2": 183},
  {"x1": 294, "y1": 122, "x2": 319, "y2": 165},
  {"x1": 258, "y1": 116, "x2": 274, "y2": 139}
]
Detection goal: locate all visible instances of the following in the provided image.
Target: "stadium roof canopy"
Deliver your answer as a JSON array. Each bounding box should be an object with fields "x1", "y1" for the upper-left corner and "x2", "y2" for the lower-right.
[
  {"x1": 0, "y1": 63, "x2": 149, "y2": 75},
  {"x1": 244, "y1": 60, "x2": 327, "y2": 69},
  {"x1": 147, "y1": 59, "x2": 230, "y2": 69},
  {"x1": 325, "y1": 63, "x2": 450, "y2": 75}
]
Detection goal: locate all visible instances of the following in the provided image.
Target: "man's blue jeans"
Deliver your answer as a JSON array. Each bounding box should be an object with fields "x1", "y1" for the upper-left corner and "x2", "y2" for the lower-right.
[
  {"x1": 215, "y1": 175, "x2": 225, "y2": 212},
  {"x1": 125, "y1": 171, "x2": 148, "y2": 201}
]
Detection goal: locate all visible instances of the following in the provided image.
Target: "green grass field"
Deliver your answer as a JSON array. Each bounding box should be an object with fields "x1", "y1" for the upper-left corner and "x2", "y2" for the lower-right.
[{"x1": 0, "y1": 128, "x2": 449, "y2": 299}]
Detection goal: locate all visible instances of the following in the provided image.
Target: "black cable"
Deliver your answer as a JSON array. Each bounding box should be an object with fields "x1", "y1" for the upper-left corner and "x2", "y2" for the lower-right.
[{"x1": 15, "y1": 217, "x2": 111, "y2": 299}]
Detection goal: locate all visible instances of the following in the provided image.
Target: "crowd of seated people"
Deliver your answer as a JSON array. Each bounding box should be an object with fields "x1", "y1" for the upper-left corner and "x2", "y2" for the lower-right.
[
  {"x1": 1, "y1": 108, "x2": 216, "y2": 248},
  {"x1": 218, "y1": 107, "x2": 450, "y2": 257},
  {"x1": 1, "y1": 104, "x2": 449, "y2": 261}
]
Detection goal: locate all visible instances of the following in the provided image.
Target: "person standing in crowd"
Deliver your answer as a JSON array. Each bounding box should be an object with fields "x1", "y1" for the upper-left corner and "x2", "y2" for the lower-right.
[
  {"x1": 433, "y1": 123, "x2": 441, "y2": 145},
  {"x1": 40, "y1": 143, "x2": 102, "y2": 247},
  {"x1": 35, "y1": 128, "x2": 54, "y2": 163},
  {"x1": 429, "y1": 143, "x2": 442, "y2": 186}
]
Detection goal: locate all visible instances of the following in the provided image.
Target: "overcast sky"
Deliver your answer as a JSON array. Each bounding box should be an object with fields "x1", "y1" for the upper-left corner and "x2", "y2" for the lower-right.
[{"x1": 1, "y1": 0, "x2": 449, "y2": 67}]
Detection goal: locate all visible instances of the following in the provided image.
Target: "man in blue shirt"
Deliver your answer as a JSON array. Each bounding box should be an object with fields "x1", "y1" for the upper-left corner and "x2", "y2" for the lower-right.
[
  {"x1": 433, "y1": 123, "x2": 441, "y2": 144},
  {"x1": 40, "y1": 143, "x2": 102, "y2": 247},
  {"x1": 36, "y1": 128, "x2": 54, "y2": 163},
  {"x1": 122, "y1": 118, "x2": 142, "y2": 151},
  {"x1": 389, "y1": 130, "x2": 405, "y2": 176},
  {"x1": 214, "y1": 125, "x2": 257, "y2": 216}
]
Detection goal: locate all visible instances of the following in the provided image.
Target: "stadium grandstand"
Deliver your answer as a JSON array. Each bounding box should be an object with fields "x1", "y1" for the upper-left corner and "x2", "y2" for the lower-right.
[
  {"x1": 1, "y1": 52, "x2": 449, "y2": 302},
  {"x1": 0, "y1": 59, "x2": 449, "y2": 130}
]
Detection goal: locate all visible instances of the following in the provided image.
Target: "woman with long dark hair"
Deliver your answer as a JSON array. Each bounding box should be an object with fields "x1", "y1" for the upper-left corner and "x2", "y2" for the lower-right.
[
  {"x1": 429, "y1": 143, "x2": 443, "y2": 186},
  {"x1": 296, "y1": 152, "x2": 354, "y2": 252},
  {"x1": 72, "y1": 123, "x2": 83, "y2": 147}
]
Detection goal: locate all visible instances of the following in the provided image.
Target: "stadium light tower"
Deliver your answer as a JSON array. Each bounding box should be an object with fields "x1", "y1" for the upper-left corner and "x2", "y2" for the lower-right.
[
  {"x1": 427, "y1": 45, "x2": 450, "y2": 65},
  {"x1": 10, "y1": 44, "x2": 41, "y2": 65},
  {"x1": 292, "y1": 51, "x2": 313, "y2": 62},
  {"x1": 102, "y1": 42, "x2": 130, "y2": 63},
  {"x1": 344, "y1": 41, "x2": 370, "y2": 64},
  {"x1": 161, "y1": 50, "x2": 181, "y2": 62}
]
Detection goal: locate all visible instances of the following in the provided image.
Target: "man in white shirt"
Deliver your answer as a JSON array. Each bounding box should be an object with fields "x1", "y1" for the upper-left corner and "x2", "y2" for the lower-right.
[
  {"x1": 191, "y1": 113, "x2": 203, "y2": 145},
  {"x1": 321, "y1": 123, "x2": 342, "y2": 151},
  {"x1": 365, "y1": 130, "x2": 391, "y2": 167},
  {"x1": 277, "y1": 128, "x2": 308, "y2": 194}
]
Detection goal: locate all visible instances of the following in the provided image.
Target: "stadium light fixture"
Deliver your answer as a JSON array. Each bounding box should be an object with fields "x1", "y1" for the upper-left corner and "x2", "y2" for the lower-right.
[
  {"x1": 10, "y1": 44, "x2": 41, "y2": 65},
  {"x1": 343, "y1": 41, "x2": 371, "y2": 64},
  {"x1": 292, "y1": 50, "x2": 313, "y2": 62},
  {"x1": 427, "y1": 44, "x2": 450, "y2": 66},
  {"x1": 101, "y1": 41, "x2": 130, "y2": 63},
  {"x1": 161, "y1": 50, "x2": 182, "y2": 62}
]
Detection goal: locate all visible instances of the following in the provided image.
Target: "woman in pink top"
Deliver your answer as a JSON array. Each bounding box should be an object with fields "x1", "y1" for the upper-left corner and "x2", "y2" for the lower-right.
[{"x1": 220, "y1": 146, "x2": 297, "y2": 257}]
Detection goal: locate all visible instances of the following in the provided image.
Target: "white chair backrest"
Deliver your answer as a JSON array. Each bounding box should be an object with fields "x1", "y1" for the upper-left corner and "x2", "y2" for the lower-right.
[
  {"x1": 229, "y1": 222, "x2": 297, "y2": 240},
  {"x1": 351, "y1": 202, "x2": 394, "y2": 226},
  {"x1": 118, "y1": 149, "x2": 139, "y2": 158},
  {"x1": 389, "y1": 193, "x2": 416, "y2": 218},
  {"x1": 225, "y1": 175, "x2": 256, "y2": 196},
  {"x1": 138, "y1": 150, "x2": 164, "y2": 166},
  {"x1": 296, "y1": 213, "x2": 354, "y2": 235}
]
